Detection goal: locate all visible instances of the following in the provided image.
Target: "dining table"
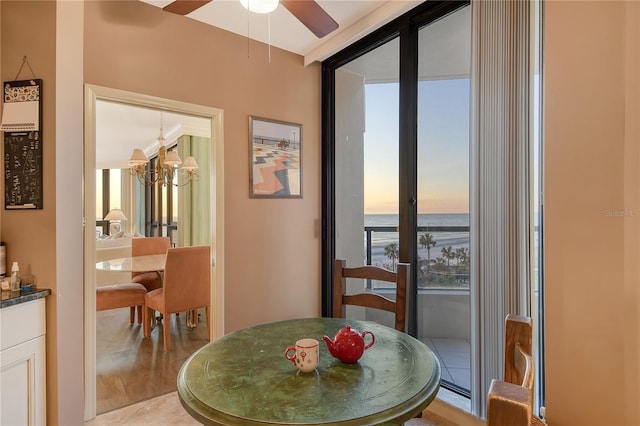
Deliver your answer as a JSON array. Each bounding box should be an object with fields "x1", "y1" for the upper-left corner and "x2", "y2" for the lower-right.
[
  {"x1": 95, "y1": 253, "x2": 166, "y2": 273},
  {"x1": 177, "y1": 317, "x2": 441, "y2": 425}
]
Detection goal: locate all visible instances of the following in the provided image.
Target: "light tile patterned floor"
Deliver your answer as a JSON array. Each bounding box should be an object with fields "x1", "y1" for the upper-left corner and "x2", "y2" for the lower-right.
[
  {"x1": 421, "y1": 337, "x2": 471, "y2": 392},
  {"x1": 86, "y1": 391, "x2": 460, "y2": 426}
]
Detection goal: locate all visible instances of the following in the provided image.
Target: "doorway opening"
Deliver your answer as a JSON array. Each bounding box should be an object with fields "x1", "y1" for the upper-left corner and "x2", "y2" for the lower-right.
[{"x1": 83, "y1": 85, "x2": 225, "y2": 420}]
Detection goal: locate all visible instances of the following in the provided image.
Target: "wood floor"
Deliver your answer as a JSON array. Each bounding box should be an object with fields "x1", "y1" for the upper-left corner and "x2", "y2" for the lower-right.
[{"x1": 96, "y1": 307, "x2": 210, "y2": 414}]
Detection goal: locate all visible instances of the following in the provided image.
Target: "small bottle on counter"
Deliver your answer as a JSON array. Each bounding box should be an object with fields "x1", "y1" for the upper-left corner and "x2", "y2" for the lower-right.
[{"x1": 10, "y1": 261, "x2": 20, "y2": 292}]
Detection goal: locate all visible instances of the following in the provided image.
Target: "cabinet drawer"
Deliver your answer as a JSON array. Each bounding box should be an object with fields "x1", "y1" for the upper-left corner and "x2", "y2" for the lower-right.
[{"x1": 0, "y1": 298, "x2": 46, "y2": 351}]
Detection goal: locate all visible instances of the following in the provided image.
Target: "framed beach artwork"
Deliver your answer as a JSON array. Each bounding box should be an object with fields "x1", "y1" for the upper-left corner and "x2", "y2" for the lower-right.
[{"x1": 249, "y1": 116, "x2": 302, "y2": 198}]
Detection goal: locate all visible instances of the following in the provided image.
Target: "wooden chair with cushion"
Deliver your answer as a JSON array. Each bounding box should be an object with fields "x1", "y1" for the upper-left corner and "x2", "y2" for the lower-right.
[
  {"x1": 333, "y1": 259, "x2": 409, "y2": 332},
  {"x1": 131, "y1": 237, "x2": 170, "y2": 291},
  {"x1": 487, "y1": 314, "x2": 545, "y2": 426},
  {"x1": 143, "y1": 245, "x2": 211, "y2": 351}
]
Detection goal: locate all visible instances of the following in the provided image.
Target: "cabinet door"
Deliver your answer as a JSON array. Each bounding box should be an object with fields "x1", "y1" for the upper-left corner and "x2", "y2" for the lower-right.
[{"x1": 1, "y1": 336, "x2": 46, "y2": 426}]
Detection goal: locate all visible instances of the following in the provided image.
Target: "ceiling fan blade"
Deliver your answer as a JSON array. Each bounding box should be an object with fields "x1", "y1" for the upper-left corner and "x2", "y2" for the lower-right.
[
  {"x1": 163, "y1": 0, "x2": 212, "y2": 15},
  {"x1": 281, "y1": 0, "x2": 339, "y2": 38}
]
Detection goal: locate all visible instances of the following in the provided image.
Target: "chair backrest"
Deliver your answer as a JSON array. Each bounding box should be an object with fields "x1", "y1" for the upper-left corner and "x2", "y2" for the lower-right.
[
  {"x1": 132, "y1": 236, "x2": 170, "y2": 257},
  {"x1": 504, "y1": 315, "x2": 534, "y2": 400},
  {"x1": 487, "y1": 314, "x2": 541, "y2": 426},
  {"x1": 162, "y1": 246, "x2": 211, "y2": 313},
  {"x1": 131, "y1": 237, "x2": 170, "y2": 279},
  {"x1": 333, "y1": 259, "x2": 409, "y2": 332}
]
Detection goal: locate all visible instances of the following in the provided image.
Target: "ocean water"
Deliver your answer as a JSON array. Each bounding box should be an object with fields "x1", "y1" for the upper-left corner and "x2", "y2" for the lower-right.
[{"x1": 364, "y1": 213, "x2": 470, "y2": 267}]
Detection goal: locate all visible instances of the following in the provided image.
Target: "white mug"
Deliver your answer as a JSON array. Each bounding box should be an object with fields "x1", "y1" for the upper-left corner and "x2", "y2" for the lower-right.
[{"x1": 285, "y1": 338, "x2": 319, "y2": 373}]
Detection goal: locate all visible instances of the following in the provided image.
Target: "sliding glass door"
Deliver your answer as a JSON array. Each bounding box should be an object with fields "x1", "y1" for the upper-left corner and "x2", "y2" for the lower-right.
[
  {"x1": 324, "y1": 0, "x2": 471, "y2": 397},
  {"x1": 324, "y1": 0, "x2": 543, "y2": 416}
]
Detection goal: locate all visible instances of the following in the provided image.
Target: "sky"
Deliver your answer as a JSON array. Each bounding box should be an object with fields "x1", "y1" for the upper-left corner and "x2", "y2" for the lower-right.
[{"x1": 363, "y1": 78, "x2": 470, "y2": 214}]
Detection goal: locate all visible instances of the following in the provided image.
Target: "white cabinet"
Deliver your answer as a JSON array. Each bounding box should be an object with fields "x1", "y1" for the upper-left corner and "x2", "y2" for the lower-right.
[{"x1": 0, "y1": 297, "x2": 47, "y2": 426}]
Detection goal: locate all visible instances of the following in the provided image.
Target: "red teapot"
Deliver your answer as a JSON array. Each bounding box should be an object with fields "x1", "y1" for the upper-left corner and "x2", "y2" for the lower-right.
[{"x1": 323, "y1": 324, "x2": 375, "y2": 364}]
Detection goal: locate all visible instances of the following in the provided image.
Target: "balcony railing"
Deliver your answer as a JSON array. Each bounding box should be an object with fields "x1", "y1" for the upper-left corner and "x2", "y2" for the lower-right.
[
  {"x1": 362, "y1": 225, "x2": 472, "y2": 396},
  {"x1": 364, "y1": 225, "x2": 470, "y2": 289}
]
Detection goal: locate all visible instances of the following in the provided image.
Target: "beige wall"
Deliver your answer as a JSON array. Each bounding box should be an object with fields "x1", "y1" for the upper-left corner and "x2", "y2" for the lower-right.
[
  {"x1": 1, "y1": 1, "x2": 61, "y2": 423},
  {"x1": 544, "y1": 1, "x2": 640, "y2": 424}
]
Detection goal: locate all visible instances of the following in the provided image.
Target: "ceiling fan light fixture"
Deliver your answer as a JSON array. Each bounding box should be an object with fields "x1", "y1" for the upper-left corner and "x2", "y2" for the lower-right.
[{"x1": 240, "y1": 0, "x2": 278, "y2": 14}]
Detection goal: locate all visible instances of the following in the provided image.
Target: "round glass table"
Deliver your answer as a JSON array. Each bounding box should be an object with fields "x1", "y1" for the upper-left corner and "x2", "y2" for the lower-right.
[
  {"x1": 178, "y1": 317, "x2": 441, "y2": 425},
  {"x1": 95, "y1": 253, "x2": 166, "y2": 273}
]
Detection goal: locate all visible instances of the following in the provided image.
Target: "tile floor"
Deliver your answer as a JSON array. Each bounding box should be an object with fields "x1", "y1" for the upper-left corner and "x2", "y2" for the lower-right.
[
  {"x1": 86, "y1": 390, "x2": 460, "y2": 426},
  {"x1": 421, "y1": 337, "x2": 471, "y2": 394}
]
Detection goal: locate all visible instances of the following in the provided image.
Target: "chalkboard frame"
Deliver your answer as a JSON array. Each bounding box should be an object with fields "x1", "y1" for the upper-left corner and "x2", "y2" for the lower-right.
[{"x1": 3, "y1": 79, "x2": 43, "y2": 210}]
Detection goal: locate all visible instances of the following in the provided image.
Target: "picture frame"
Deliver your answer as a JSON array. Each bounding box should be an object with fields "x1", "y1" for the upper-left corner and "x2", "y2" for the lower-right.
[{"x1": 249, "y1": 116, "x2": 302, "y2": 198}]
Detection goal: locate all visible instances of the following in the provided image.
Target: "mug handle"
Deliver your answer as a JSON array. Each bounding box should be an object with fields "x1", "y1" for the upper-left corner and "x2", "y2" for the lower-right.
[
  {"x1": 362, "y1": 331, "x2": 375, "y2": 350},
  {"x1": 285, "y1": 346, "x2": 297, "y2": 364}
]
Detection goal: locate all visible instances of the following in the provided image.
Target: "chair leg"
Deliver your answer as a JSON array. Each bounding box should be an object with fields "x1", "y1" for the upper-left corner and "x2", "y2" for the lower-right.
[
  {"x1": 186, "y1": 310, "x2": 198, "y2": 330},
  {"x1": 163, "y1": 313, "x2": 171, "y2": 351},
  {"x1": 143, "y1": 307, "x2": 153, "y2": 337},
  {"x1": 129, "y1": 307, "x2": 135, "y2": 324},
  {"x1": 137, "y1": 305, "x2": 143, "y2": 324},
  {"x1": 205, "y1": 306, "x2": 210, "y2": 339}
]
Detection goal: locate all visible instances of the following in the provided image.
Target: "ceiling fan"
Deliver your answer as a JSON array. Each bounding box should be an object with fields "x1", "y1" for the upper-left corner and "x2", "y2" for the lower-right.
[{"x1": 162, "y1": 0, "x2": 339, "y2": 38}]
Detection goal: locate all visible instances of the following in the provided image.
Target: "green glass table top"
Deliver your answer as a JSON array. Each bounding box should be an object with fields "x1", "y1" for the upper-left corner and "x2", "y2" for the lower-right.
[{"x1": 178, "y1": 318, "x2": 441, "y2": 425}]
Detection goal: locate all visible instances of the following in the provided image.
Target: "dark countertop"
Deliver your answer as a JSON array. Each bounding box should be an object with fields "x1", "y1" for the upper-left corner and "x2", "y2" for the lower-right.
[{"x1": 0, "y1": 288, "x2": 51, "y2": 309}]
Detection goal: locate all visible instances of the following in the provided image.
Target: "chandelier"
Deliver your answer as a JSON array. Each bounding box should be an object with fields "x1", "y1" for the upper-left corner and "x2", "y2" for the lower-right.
[{"x1": 128, "y1": 112, "x2": 198, "y2": 187}]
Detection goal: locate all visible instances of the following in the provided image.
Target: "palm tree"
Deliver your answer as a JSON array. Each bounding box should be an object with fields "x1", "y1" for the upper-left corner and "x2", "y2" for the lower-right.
[
  {"x1": 419, "y1": 233, "x2": 437, "y2": 262},
  {"x1": 433, "y1": 257, "x2": 447, "y2": 273},
  {"x1": 456, "y1": 247, "x2": 470, "y2": 265},
  {"x1": 384, "y1": 242, "x2": 399, "y2": 271},
  {"x1": 441, "y1": 246, "x2": 454, "y2": 266}
]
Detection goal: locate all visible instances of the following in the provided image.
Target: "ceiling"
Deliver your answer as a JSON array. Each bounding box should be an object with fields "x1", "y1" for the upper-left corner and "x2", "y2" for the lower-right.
[
  {"x1": 96, "y1": 101, "x2": 210, "y2": 170},
  {"x1": 97, "y1": 0, "x2": 431, "y2": 169},
  {"x1": 139, "y1": 0, "x2": 426, "y2": 64}
]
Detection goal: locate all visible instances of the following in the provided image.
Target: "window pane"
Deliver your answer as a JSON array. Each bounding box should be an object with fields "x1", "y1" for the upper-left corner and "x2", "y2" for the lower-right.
[
  {"x1": 417, "y1": 5, "x2": 471, "y2": 396},
  {"x1": 335, "y1": 37, "x2": 400, "y2": 328},
  {"x1": 109, "y1": 169, "x2": 122, "y2": 209},
  {"x1": 532, "y1": 0, "x2": 544, "y2": 411},
  {"x1": 96, "y1": 170, "x2": 103, "y2": 221}
]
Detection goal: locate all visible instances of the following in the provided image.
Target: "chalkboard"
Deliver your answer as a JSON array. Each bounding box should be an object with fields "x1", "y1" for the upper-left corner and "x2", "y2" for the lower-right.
[
  {"x1": 4, "y1": 131, "x2": 42, "y2": 209},
  {"x1": 3, "y1": 79, "x2": 43, "y2": 210}
]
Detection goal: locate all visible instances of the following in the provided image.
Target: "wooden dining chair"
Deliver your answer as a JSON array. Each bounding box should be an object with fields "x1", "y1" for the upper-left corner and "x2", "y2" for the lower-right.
[
  {"x1": 143, "y1": 245, "x2": 211, "y2": 351},
  {"x1": 333, "y1": 259, "x2": 409, "y2": 332},
  {"x1": 131, "y1": 237, "x2": 170, "y2": 291},
  {"x1": 486, "y1": 314, "x2": 545, "y2": 426}
]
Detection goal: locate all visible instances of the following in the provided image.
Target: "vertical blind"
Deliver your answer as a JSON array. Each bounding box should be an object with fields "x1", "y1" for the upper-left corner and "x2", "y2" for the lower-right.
[{"x1": 470, "y1": 0, "x2": 531, "y2": 417}]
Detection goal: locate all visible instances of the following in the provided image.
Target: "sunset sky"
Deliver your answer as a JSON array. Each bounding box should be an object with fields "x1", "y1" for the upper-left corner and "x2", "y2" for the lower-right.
[{"x1": 363, "y1": 78, "x2": 470, "y2": 214}]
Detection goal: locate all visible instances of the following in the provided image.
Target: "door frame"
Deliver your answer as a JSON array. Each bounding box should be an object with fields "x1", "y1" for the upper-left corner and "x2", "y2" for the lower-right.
[{"x1": 82, "y1": 84, "x2": 225, "y2": 419}]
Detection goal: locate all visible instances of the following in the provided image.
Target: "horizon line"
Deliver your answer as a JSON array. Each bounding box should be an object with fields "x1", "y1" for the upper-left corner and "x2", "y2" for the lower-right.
[{"x1": 364, "y1": 212, "x2": 470, "y2": 215}]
